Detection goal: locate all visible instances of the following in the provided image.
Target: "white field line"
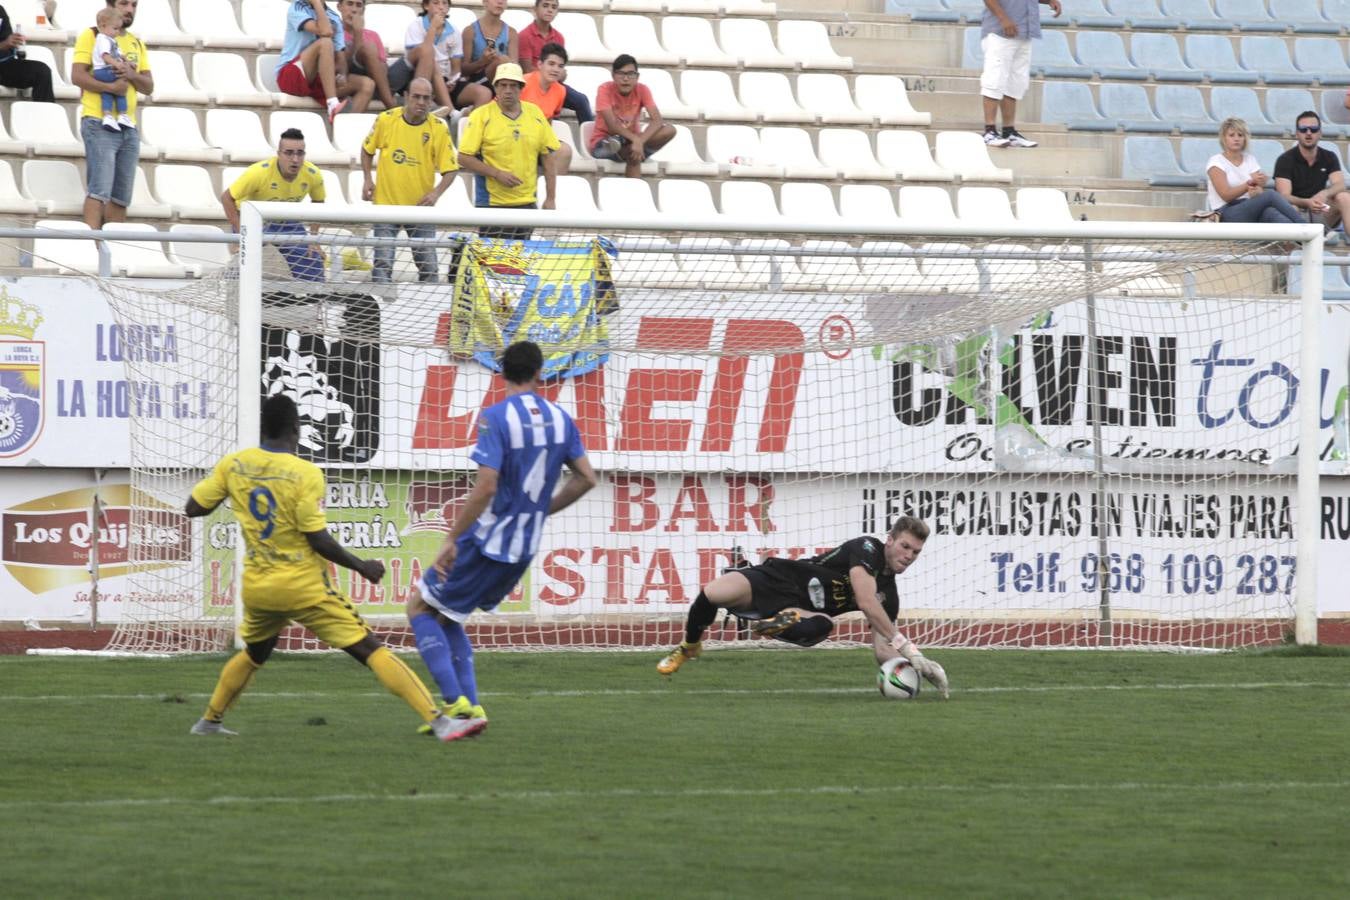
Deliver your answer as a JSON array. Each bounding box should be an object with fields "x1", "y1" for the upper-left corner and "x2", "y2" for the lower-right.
[
  {"x1": 3, "y1": 780, "x2": 1349, "y2": 812},
  {"x1": 0, "y1": 681, "x2": 1348, "y2": 702}
]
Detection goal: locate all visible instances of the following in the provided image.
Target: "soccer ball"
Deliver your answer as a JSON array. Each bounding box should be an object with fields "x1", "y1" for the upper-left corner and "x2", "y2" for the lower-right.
[{"x1": 877, "y1": 656, "x2": 921, "y2": 700}]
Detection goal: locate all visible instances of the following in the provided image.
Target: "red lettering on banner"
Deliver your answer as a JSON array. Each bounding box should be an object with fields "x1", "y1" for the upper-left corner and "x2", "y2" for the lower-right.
[
  {"x1": 412, "y1": 366, "x2": 504, "y2": 449},
  {"x1": 618, "y1": 317, "x2": 713, "y2": 452},
  {"x1": 593, "y1": 546, "x2": 639, "y2": 603},
  {"x1": 540, "y1": 548, "x2": 584, "y2": 605},
  {"x1": 637, "y1": 547, "x2": 686, "y2": 604},
  {"x1": 726, "y1": 475, "x2": 776, "y2": 533},
  {"x1": 209, "y1": 560, "x2": 233, "y2": 607},
  {"x1": 703, "y1": 319, "x2": 806, "y2": 452},
  {"x1": 665, "y1": 475, "x2": 718, "y2": 533},
  {"x1": 610, "y1": 475, "x2": 659, "y2": 532}
]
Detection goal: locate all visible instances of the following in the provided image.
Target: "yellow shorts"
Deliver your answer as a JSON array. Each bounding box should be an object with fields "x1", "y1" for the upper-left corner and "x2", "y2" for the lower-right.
[{"x1": 240, "y1": 589, "x2": 371, "y2": 649}]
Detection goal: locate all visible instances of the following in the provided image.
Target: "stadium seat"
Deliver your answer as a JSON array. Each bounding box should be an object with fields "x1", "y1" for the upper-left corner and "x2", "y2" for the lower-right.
[
  {"x1": 1014, "y1": 187, "x2": 1075, "y2": 225},
  {"x1": 738, "y1": 72, "x2": 814, "y2": 124},
  {"x1": 254, "y1": 54, "x2": 321, "y2": 109},
  {"x1": 661, "y1": 17, "x2": 737, "y2": 67},
  {"x1": 683, "y1": 237, "x2": 771, "y2": 290},
  {"x1": 154, "y1": 165, "x2": 225, "y2": 220},
  {"x1": 205, "y1": 109, "x2": 275, "y2": 163},
  {"x1": 1249, "y1": 139, "x2": 1284, "y2": 174},
  {"x1": 446, "y1": 7, "x2": 476, "y2": 33},
  {"x1": 1158, "y1": 0, "x2": 1229, "y2": 30},
  {"x1": 611, "y1": 237, "x2": 694, "y2": 290},
  {"x1": 602, "y1": 15, "x2": 679, "y2": 66},
  {"x1": 144, "y1": 50, "x2": 210, "y2": 106},
  {"x1": 168, "y1": 224, "x2": 233, "y2": 276},
  {"x1": 554, "y1": 13, "x2": 611, "y2": 64},
  {"x1": 0, "y1": 108, "x2": 28, "y2": 155},
  {"x1": 179, "y1": 0, "x2": 259, "y2": 49},
  {"x1": 1067, "y1": 0, "x2": 1126, "y2": 26},
  {"x1": 1179, "y1": 137, "x2": 1218, "y2": 178},
  {"x1": 780, "y1": 239, "x2": 858, "y2": 292},
  {"x1": 8, "y1": 101, "x2": 81, "y2": 156},
  {"x1": 665, "y1": 0, "x2": 725, "y2": 12},
  {"x1": 1030, "y1": 30, "x2": 1093, "y2": 79},
  {"x1": 680, "y1": 70, "x2": 754, "y2": 121},
  {"x1": 502, "y1": 9, "x2": 533, "y2": 32},
  {"x1": 876, "y1": 130, "x2": 954, "y2": 181},
  {"x1": 959, "y1": 26, "x2": 983, "y2": 69},
  {"x1": 1099, "y1": 244, "x2": 1182, "y2": 297},
  {"x1": 1105, "y1": 0, "x2": 1180, "y2": 29},
  {"x1": 818, "y1": 128, "x2": 894, "y2": 180},
  {"x1": 1265, "y1": 89, "x2": 1325, "y2": 137},
  {"x1": 853, "y1": 75, "x2": 931, "y2": 126},
  {"x1": 956, "y1": 186, "x2": 1014, "y2": 224},
  {"x1": 897, "y1": 185, "x2": 957, "y2": 223},
  {"x1": 9, "y1": 0, "x2": 67, "y2": 40},
  {"x1": 1238, "y1": 36, "x2": 1309, "y2": 85},
  {"x1": 942, "y1": 0, "x2": 991, "y2": 23},
  {"x1": 1039, "y1": 82, "x2": 1115, "y2": 131},
  {"x1": 775, "y1": 20, "x2": 853, "y2": 69},
  {"x1": 917, "y1": 241, "x2": 981, "y2": 292},
  {"x1": 1213, "y1": 0, "x2": 1284, "y2": 32},
  {"x1": 934, "y1": 132, "x2": 1013, "y2": 183},
  {"x1": 0, "y1": 161, "x2": 38, "y2": 214},
  {"x1": 17, "y1": 44, "x2": 78, "y2": 100},
  {"x1": 561, "y1": 65, "x2": 607, "y2": 109},
  {"x1": 796, "y1": 74, "x2": 873, "y2": 125},
  {"x1": 1207, "y1": 86, "x2": 1282, "y2": 137},
  {"x1": 102, "y1": 223, "x2": 191, "y2": 278},
  {"x1": 630, "y1": 68, "x2": 697, "y2": 120},
  {"x1": 1099, "y1": 83, "x2": 1169, "y2": 132},
  {"x1": 1129, "y1": 33, "x2": 1199, "y2": 82},
  {"x1": 598, "y1": 177, "x2": 659, "y2": 216},
  {"x1": 718, "y1": 19, "x2": 794, "y2": 68},
  {"x1": 551, "y1": 120, "x2": 596, "y2": 174},
  {"x1": 362, "y1": 3, "x2": 415, "y2": 54},
  {"x1": 139, "y1": 107, "x2": 225, "y2": 164},
  {"x1": 194, "y1": 52, "x2": 275, "y2": 107},
  {"x1": 554, "y1": 175, "x2": 600, "y2": 215},
  {"x1": 1288, "y1": 258, "x2": 1350, "y2": 298},
  {"x1": 718, "y1": 180, "x2": 780, "y2": 218},
  {"x1": 239, "y1": 0, "x2": 289, "y2": 51},
  {"x1": 856, "y1": 240, "x2": 925, "y2": 291},
  {"x1": 127, "y1": 168, "x2": 173, "y2": 220},
  {"x1": 779, "y1": 182, "x2": 841, "y2": 221},
  {"x1": 1267, "y1": 0, "x2": 1339, "y2": 33},
  {"x1": 1295, "y1": 38, "x2": 1350, "y2": 86},
  {"x1": 1074, "y1": 31, "x2": 1147, "y2": 81},
  {"x1": 1321, "y1": 89, "x2": 1350, "y2": 132},
  {"x1": 1122, "y1": 135, "x2": 1199, "y2": 186},
  {"x1": 838, "y1": 184, "x2": 899, "y2": 224},
  {"x1": 317, "y1": 169, "x2": 348, "y2": 207},
  {"x1": 1154, "y1": 84, "x2": 1215, "y2": 134},
  {"x1": 578, "y1": 121, "x2": 658, "y2": 176},
  {"x1": 433, "y1": 177, "x2": 475, "y2": 214},
  {"x1": 704, "y1": 125, "x2": 782, "y2": 178},
  {"x1": 123, "y1": 0, "x2": 195, "y2": 46},
  {"x1": 657, "y1": 178, "x2": 720, "y2": 218},
  {"x1": 1184, "y1": 34, "x2": 1260, "y2": 84},
  {"x1": 658, "y1": 125, "x2": 720, "y2": 177},
  {"x1": 32, "y1": 220, "x2": 101, "y2": 274},
  {"x1": 269, "y1": 111, "x2": 349, "y2": 165},
  {"x1": 331, "y1": 113, "x2": 378, "y2": 165}
]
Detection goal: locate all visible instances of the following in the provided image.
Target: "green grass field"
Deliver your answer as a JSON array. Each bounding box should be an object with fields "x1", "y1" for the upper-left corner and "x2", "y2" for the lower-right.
[{"x1": 2, "y1": 648, "x2": 1348, "y2": 898}]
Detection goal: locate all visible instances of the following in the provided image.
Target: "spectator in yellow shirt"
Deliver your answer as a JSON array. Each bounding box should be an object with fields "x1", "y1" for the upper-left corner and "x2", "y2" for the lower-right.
[
  {"x1": 221, "y1": 128, "x2": 328, "y2": 282},
  {"x1": 361, "y1": 76, "x2": 460, "y2": 283}
]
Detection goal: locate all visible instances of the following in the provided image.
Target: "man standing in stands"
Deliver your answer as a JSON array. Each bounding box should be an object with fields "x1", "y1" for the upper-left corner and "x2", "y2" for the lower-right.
[
  {"x1": 1274, "y1": 110, "x2": 1350, "y2": 237},
  {"x1": 589, "y1": 54, "x2": 674, "y2": 179},
  {"x1": 70, "y1": 0, "x2": 152, "y2": 229},
  {"x1": 221, "y1": 127, "x2": 328, "y2": 282},
  {"x1": 0, "y1": 3, "x2": 55, "y2": 103},
  {"x1": 361, "y1": 77, "x2": 459, "y2": 282},
  {"x1": 277, "y1": 0, "x2": 375, "y2": 123},
  {"x1": 978, "y1": 0, "x2": 1060, "y2": 148},
  {"x1": 339, "y1": 0, "x2": 404, "y2": 110}
]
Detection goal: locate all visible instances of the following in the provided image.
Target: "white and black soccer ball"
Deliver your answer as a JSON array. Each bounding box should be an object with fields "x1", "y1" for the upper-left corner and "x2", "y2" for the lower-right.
[{"x1": 877, "y1": 656, "x2": 921, "y2": 700}]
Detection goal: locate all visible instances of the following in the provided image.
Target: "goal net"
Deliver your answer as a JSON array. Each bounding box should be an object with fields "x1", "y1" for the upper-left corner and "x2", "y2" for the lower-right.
[{"x1": 97, "y1": 205, "x2": 1323, "y2": 652}]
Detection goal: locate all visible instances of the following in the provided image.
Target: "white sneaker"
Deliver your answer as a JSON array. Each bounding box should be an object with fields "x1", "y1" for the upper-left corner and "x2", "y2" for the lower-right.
[
  {"x1": 430, "y1": 714, "x2": 487, "y2": 743},
  {"x1": 1003, "y1": 129, "x2": 1038, "y2": 148},
  {"x1": 189, "y1": 718, "x2": 238, "y2": 736},
  {"x1": 327, "y1": 97, "x2": 348, "y2": 123},
  {"x1": 116, "y1": 113, "x2": 133, "y2": 129},
  {"x1": 982, "y1": 127, "x2": 1009, "y2": 147},
  {"x1": 101, "y1": 113, "x2": 120, "y2": 132},
  {"x1": 910, "y1": 654, "x2": 950, "y2": 700}
]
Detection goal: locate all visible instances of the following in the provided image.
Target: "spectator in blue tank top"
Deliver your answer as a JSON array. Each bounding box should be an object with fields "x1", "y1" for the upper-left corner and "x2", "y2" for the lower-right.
[{"x1": 459, "y1": 0, "x2": 518, "y2": 96}]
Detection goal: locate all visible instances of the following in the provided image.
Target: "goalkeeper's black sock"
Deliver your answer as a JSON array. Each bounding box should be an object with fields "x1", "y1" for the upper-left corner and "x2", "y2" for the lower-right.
[
  {"x1": 779, "y1": 616, "x2": 833, "y2": 648},
  {"x1": 684, "y1": 591, "x2": 718, "y2": 644}
]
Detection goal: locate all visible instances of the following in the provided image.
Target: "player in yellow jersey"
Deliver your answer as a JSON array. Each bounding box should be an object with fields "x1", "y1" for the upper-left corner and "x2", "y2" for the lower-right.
[
  {"x1": 187, "y1": 394, "x2": 479, "y2": 742},
  {"x1": 221, "y1": 128, "x2": 329, "y2": 282},
  {"x1": 360, "y1": 76, "x2": 459, "y2": 283},
  {"x1": 457, "y1": 62, "x2": 558, "y2": 242}
]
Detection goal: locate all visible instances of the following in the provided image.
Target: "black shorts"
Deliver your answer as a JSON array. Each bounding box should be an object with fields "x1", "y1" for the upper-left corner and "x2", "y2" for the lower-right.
[{"x1": 738, "y1": 558, "x2": 899, "y2": 621}]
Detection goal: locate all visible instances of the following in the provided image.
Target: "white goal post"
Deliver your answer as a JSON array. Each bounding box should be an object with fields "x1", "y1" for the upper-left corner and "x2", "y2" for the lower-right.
[{"x1": 98, "y1": 201, "x2": 1325, "y2": 653}]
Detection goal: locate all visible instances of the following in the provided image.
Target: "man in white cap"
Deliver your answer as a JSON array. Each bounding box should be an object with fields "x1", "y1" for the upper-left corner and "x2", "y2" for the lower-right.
[{"x1": 457, "y1": 61, "x2": 559, "y2": 242}]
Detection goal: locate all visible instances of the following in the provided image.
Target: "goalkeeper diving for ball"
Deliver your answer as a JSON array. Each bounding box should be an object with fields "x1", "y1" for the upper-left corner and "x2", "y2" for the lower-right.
[{"x1": 656, "y1": 516, "x2": 950, "y2": 698}]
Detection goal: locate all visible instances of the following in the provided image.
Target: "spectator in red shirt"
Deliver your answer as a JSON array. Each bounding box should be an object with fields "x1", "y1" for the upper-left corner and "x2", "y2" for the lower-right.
[
  {"x1": 339, "y1": 0, "x2": 404, "y2": 109},
  {"x1": 589, "y1": 54, "x2": 673, "y2": 179},
  {"x1": 521, "y1": 42, "x2": 572, "y2": 172},
  {"x1": 518, "y1": 0, "x2": 592, "y2": 123}
]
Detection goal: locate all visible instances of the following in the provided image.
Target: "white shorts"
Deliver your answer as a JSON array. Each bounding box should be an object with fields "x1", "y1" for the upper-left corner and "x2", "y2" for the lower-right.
[{"x1": 980, "y1": 33, "x2": 1033, "y2": 101}]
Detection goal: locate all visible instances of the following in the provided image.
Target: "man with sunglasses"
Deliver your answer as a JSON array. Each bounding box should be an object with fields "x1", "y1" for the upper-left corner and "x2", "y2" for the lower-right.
[{"x1": 1273, "y1": 111, "x2": 1350, "y2": 237}]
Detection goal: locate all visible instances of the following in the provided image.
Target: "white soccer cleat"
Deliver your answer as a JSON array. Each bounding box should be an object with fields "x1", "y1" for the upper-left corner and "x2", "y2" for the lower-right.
[
  {"x1": 430, "y1": 714, "x2": 488, "y2": 743},
  {"x1": 910, "y1": 654, "x2": 950, "y2": 700},
  {"x1": 189, "y1": 718, "x2": 238, "y2": 736}
]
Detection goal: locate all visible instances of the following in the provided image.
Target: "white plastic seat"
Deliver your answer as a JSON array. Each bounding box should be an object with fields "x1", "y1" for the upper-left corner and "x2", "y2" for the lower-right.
[
  {"x1": 154, "y1": 165, "x2": 225, "y2": 220},
  {"x1": 8, "y1": 101, "x2": 81, "y2": 156},
  {"x1": 205, "y1": 109, "x2": 275, "y2": 164},
  {"x1": 16, "y1": 44, "x2": 78, "y2": 101},
  {"x1": 681, "y1": 237, "x2": 771, "y2": 290},
  {"x1": 434, "y1": 177, "x2": 476, "y2": 214},
  {"x1": 704, "y1": 125, "x2": 782, "y2": 178},
  {"x1": 554, "y1": 12, "x2": 612, "y2": 64},
  {"x1": 839, "y1": 184, "x2": 900, "y2": 225},
  {"x1": 447, "y1": 8, "x2": 477, "y2": 34},
  {"x1": 0, "y1": 109, "x2": 26, "y2": 154},
  {"x1": 956, "y1": 186, "x2": 1015, "y2": 223},
  {"x1": 124, "y1": 0, "x2": 194, "y2": 47},
  {"x1": 718, "y1": 180, "x2": 780, "y2": 218},
  {"x1": 8, "y1": 0, "x2": 67, "y2": 41},
  {"x1": 818, "y1": 129, "x2": 894, "y2": 180},
  {"x1": 255, "y1": 53, "x2": 320, "y2": 109},
  {"x1": 608, "y1": 0, "x2": 664, "y2": 11},
  {"x1": 32, "y1": 220, "x2": 100, "y2": 274},
  {"x1": 854, "y1": 75, "x2": 932, "y2": 126},
  {"x1": 680, "y1": 70, "x2": 753, "y2": 121},
  {"x1": 658, "y1": 125, "x2": 719, "y2": 177},
  {"x1": 657, "y1": 178, "x2": 720, "y2": 218},
  {"x1": 934, "y1": 132, "x2": 1014, "y2": 183},
  {"x1": 779, "y1": 182, "x2": 841, "y2": 221},
  {"x1": 103, "y1": 223, "x2": 191, "y2": 278},
  {"x1": 610, "y1": 237, "x2": 695, "y2": 290},
  {"x1": 918, "y1": 241, "x2": 982, "y2": 293},
  {"x1": 502, "y1": 9, "x2": 534, "y2": 32},
  {"x1": 788, "y1": 239, "x2": 861, "y2": 290},
  {"x1": 362, "y1": 3, "x2": 414, "y2": 54},
  {"x1": 332, "y1": 113, "x2": 379, "y2": 163},
  {"x1": 239, "y1": 0, "x2": 289, "y2": 51},
  {"x1": 140, "y1": 107, "x2": 225, "y2": 163},
  {"x1": 666, "y1": 0, "x2": 724, "y2": 12},
  {"x1": 603, "y1": 15, "x2": 679, "y2": 66},
  {"x1": 168, "y1": 224, "x2": 233, "y2": 276},
  {"x1": 144, "y1": 50, "x2": 210, "y2": 105},
  {"x1": 324, "y1": 170, "x2": 351, "y2": 206},
  {"x1": 637, "y1": 68, "x2": 697, "y2": 119},
  {"x1": 180, "y1": 0, "x2": 259, "y2": 50},
  {"x1": 552, "y1": 120, "x2": 596, "y2": 173},
  {"x1": 0, "y1": 161, "x2": 39, "y2": 214},
  {"x1": 856, "y1": 241, "x2": 924, "y2": 291},
  {"x1": 795, "y1": 73, "x2": 871, "y2": 125},
  {"x1": 269, "y1": 111, "x2": 349, "y2": 165},
  {"x1": 898, "y1": 186, "x2": 957, "y2": 224},
  {"x1": 718, "y1": 19, "x2": 793, "y2": 68},
  {"x1": 876, "y1": 131, "x2": 954, "y2": 182},
  {"x1": 562, "y1": 65, "x2": 608, "y2": 112},
  {"x1": 738, "y1": 72, "x2": 814, "y2": 124},
  {"x1": 984, "y1": 243, "x2": 1041, "y2": 292},
  {"x1": 1100, "y1": 244, "x2": 1183, "y2": 296},
  {"x1": 194, "y1": 52, "x2": 274, "y2": 107},
  {"x1": 129, "y1": 168, "x2": 173, "y2": 219},
  {"x1": 578, "y1": 121, "x2": 659, "y2": 175},
  {"x1": 1015, "y1": 187, "x2": 1075, "y2": 225},
  {"x1": 775, "y1": 20, "x2": 853, "y2": 69},
  {"x1": 758, "y1": 126, "x2": 836, "y2": 179},
  {"x1": 554, "y1": 175, "x2": 599, "y2": 214},
  {"x1": 23, "y1": 160, "x2": 87, "y2": 216},
  {"x1": 662, "y1": 17, "x2": 737, "y2": 67},
  {"x1": 598, "y1": 177, "x2": 659, "y2": 216},
  {"x1": 723, "y1": 0, "x2": 781, "y2": 16}
]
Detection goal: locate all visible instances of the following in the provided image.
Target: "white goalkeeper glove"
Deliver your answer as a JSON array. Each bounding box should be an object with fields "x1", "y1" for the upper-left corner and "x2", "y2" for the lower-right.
[{"x1": 889, "y1": 634, "x2": 950, "y2": 699}]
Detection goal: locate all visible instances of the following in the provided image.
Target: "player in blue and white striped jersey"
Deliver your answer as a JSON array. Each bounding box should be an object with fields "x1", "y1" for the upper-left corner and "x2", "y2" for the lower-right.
[{"x1": 407, "y1": 340, "x2": 598, "y2": 736}]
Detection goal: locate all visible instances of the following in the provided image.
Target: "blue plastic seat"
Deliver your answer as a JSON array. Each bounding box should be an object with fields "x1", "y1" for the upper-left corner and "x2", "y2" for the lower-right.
[
  {"x1": 1214, "y1": 0, "x2": 1285, "y2": 32},
  {"x1": 942, "y1": 0, "x2": 990, "y2": 22},
  {"x1": 1209, "y1": 86, "x2": 1284, "y2": 135},
  {"x1": 1324, "y1": 0, "x2": 1350, "y2": 24},
  {"x1": 1267, "y1": 0, "x2": 1339, "y2": 34},
  {"x1": 1249, "y1": 138, "x2": 1285, "y2": 173},
  {"x1": 961, "y1": 26, "x2": 984, "y2": 69},
  {"x1": 1033, "y1": 30, "x2": 1093, "y2": 78},
  {"x1": 1075, "y1": 31, "x2": 1148, "y2": 81},
  {"x1": 1288, "y1": 261, "x2": 1350, "y2": 299},
  {"x1": 1239, "y1": 36, "x2": 1313, "y2": 86},
  {"x1": 1264, "y1": 88, "x2": 1324, "y2": 136},
  {"x1": 1130, "y1": 33, "x2": 1200, "y2": 82},
  {"x1": 1106, "y1": 0, "x2": 1182, "y2": 29},
  {"x1": 1185, "y1": 34, "x2": 1261, "y2": 84},
  {"x1": 1320, "y1": 88, "x2": 1350, "y2": 131},
  {"x1": 1155, "y1": 84, "x2": 1216, "y2": 134},
  {"x1": 1039, "y1": 82, "x2": 1116, "y2": 131},
  {"x1": 1122, "y1": 136, "x2": 1199, "y2": 185},
  {"x1": 908, "y1": 0, "x2": 962, "y2": 22},
  {"x1": 1158, "y1": 0, "x2": 1230, "y2": 30},
  {"x1": 1294, "y1": 38, "x2": 1350, "y2": 86},
  {"x1": 1067, "y1": 0, "x2": 1126, "y2": 27},
  {"x1": 1100, "y1": 83, "x2": 1170, "y2": 132},
  {"x1": 1180, "y1": 137, "x2": 1221, "y2": 177}
]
